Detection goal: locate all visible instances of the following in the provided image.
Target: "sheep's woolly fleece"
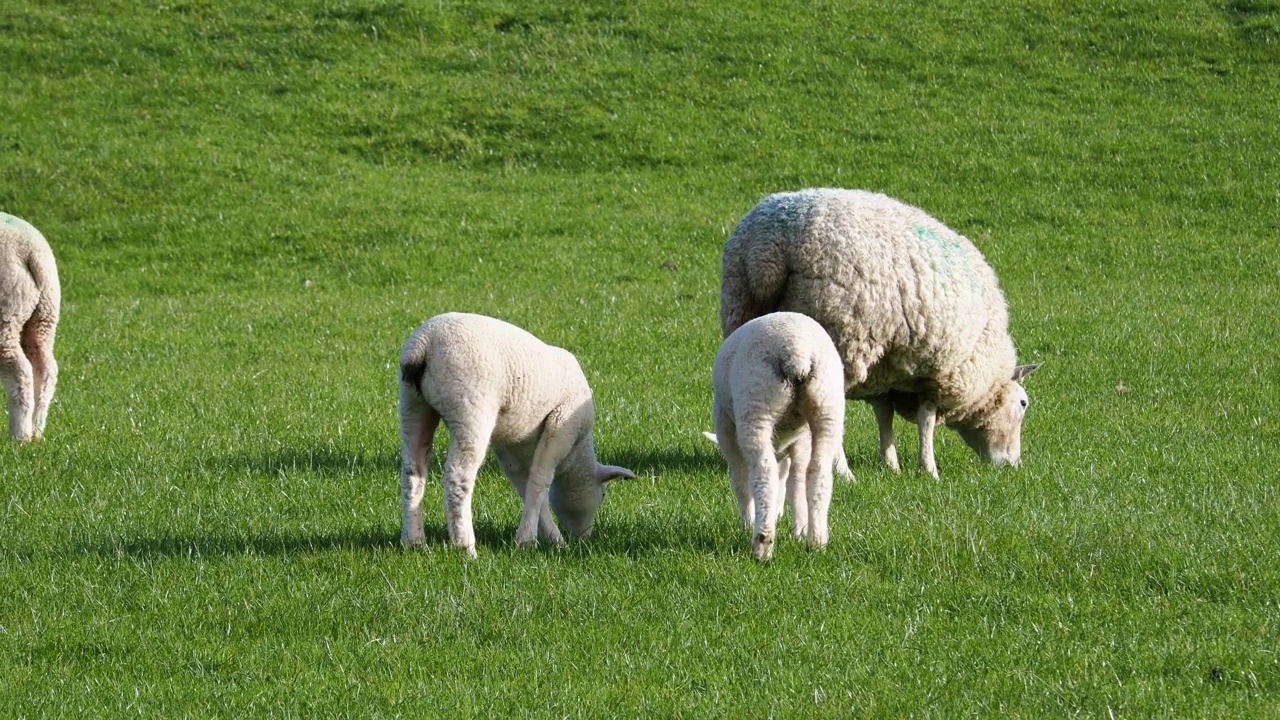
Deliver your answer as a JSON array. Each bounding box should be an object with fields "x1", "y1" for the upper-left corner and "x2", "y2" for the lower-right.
[
  {"x1": 720, "y1": 188, "x2": 1016, "y2": 424},
  {"x1": 0, "y1": 212, "x2": 60, "y2": 442}
]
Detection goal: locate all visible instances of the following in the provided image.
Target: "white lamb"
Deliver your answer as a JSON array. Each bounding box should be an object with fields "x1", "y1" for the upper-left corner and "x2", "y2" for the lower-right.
[
  {"x1": 398, "y1": 312, "x2": 635, "y2": 558},
  {"x1": 0, "y1": 213, "x2": 60, "y2": 443},
  {"x1": 712, "y1": 312, "x2": 846, "y2": 561},
  {"x1": 720, "y1": 189, "x2": 1040, "y2": 477}
]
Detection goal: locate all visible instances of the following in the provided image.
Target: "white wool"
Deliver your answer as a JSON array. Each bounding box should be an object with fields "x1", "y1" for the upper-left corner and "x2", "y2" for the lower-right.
[
  {"x1": 398, "y1": 312, "x2": 634, "y2": 557},
  {"x1": 720, "y1": 189, "x2": 1039, "y2": 477},
  {"x1": 0, "y1": 213, "x2": 60, "y2": 443},
  {"x1": 712, "y1": 312, "x2": 845, "y2": 561}
]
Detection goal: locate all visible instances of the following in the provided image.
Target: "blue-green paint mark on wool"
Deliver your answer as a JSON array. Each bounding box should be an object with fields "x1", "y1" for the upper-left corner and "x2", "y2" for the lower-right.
[{"x1": 915, "y1": 226, "x2": 983, "y2": 297}]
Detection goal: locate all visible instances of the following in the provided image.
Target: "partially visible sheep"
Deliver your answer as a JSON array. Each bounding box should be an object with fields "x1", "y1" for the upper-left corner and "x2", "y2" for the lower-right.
[
  {"x1": 720, "y1": 189, "x2": 1040, "y2": 477},
  {"x1": 0, "y1": 213, "x2": 60, "y2": 443},
  {"x1": 399, "y1": 312, "x2": 635, "y2": 558},
  {"x1": 712, "y1": 312, "x2": 846, "y2": 561}
]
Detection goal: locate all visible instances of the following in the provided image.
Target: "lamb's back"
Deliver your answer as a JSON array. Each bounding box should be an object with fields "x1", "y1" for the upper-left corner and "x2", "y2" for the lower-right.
[{"x1": 409, "y1": 313, "x2": 587, "y2": 444}]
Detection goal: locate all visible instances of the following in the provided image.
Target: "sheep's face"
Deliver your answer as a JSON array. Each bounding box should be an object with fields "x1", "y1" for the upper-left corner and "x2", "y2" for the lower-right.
[
  {"x1": 955, "y1": 365, "x2": 1040, "y2": 466},
  {"x1": 550, "y1": 462, "x2": 636, "y2": 538}
]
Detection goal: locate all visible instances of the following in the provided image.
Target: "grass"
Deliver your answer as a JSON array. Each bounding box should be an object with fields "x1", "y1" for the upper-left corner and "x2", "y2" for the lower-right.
[{"x1": 2, "y1": 0, "x2": 1279, "y2": 716}]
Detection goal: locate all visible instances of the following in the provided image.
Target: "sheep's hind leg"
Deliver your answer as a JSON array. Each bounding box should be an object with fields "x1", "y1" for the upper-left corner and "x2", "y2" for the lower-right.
[
  {"x1": 0, "y1": 329, "x2": 34, "y2": 442},
  {"x1": 22, "y1": 311, "x2": 57, "y2": 440},
  {"x1": 805, "y1": 415, "x2": 841, "y2": 550},
  {"x1": 869, "y1": 396, "x2": 900, "y2": 471},
  {"x1": 916, "y1": 401, "x2": 940, "y2": 478}
]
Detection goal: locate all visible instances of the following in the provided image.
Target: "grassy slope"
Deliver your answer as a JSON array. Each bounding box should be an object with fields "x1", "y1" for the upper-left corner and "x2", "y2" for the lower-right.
[{"x1": 2, "y1": 0, "x2": 1279, "y2": 716}]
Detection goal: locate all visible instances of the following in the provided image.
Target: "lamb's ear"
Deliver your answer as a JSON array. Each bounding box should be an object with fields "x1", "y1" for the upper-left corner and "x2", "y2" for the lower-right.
[
  {"x1": 701, "y1": 431, "x2": 719, "y2": 446},
  {"x1": 595, "y1": 464, "x2": 636, "y2": 483},
  {"x1": 1012, "y1": 363, "x2": 1042, "y2": 381}
]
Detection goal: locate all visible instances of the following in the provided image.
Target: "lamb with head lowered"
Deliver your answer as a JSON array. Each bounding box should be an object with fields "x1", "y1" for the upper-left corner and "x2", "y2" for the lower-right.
[
  {"x1": 398, "y1": 312, "x2": 634, "y2": 557},
  {"x1": 712, "y1": 311, "x2": 846, "y2": 561}
]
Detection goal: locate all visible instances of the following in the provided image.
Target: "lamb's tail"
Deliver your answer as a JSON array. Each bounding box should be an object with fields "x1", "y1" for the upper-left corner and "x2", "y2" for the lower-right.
[
  {"x1": 777, "y1": 351, "x2": 814, "y2": 386},
  {"x1": 400, "y1": 360, "x2": 426, "y2": 393}
]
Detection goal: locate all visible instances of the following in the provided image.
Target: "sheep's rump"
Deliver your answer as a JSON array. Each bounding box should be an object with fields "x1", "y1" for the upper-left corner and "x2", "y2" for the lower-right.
[{"x1": 720, "y1": 189, "x2": 1013, "y2": 401}]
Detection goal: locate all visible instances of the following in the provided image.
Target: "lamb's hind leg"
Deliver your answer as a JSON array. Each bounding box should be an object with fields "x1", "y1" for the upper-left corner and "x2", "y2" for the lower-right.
[
  {"x1": 739, "y1": 425, "x2": 782, "y2": 562},
  {"x1": 439, "y1": 415, "x2": 495, "y2": 557},
  {"x1": 805, "y1": 414, "x2": 841, "y2": 550},
  {"x1": 399, "y1": 382, "x2": 441, "y2": 547},
  {"x1": 22, "y1": 313, "x2": 57, "y2": 440},
  {"x1": 0, "y1": 326, "x2": 34, "y2": 442},
  {"x1": 782, "y1": 429, "x2": 810, "y2": 541}
]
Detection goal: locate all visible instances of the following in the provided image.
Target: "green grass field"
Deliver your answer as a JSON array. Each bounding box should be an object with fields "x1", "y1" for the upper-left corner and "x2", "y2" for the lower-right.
[{"x1": 3, "y1": 0, "x2": 1279, "y2": 715}]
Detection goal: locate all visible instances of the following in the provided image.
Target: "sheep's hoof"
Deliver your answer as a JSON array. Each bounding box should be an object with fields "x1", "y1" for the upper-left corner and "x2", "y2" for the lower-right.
[{"x1": 400, "y1": 532, "x2": 425, "y2": 548}]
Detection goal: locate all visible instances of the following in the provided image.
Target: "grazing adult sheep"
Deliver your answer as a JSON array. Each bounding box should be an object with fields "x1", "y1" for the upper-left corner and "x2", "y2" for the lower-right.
[
  {"x1": 398, "y1": 312, "x2": 635, "y2": 558},
  {"x1": 720, "y1": 189, "x2": 1040, "y2": 477},
  {"x1": 712, "y1": 312, "x2": 846, "y2": 561},
  {"x1": 0, "y1": 213, "x2": 60, "y2": 443}
]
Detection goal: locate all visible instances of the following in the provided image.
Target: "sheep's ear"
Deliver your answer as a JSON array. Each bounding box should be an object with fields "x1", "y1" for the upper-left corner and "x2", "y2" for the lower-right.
[
  {"x1": 596, "y1": 464, "x2": 636, "y2": 483},
  {"x1": 701, "y1": 431, "x2": 719, "y2": 446},
  {"x1": 1012, "y1": 363, "x2": 1041, "y2": 381}
]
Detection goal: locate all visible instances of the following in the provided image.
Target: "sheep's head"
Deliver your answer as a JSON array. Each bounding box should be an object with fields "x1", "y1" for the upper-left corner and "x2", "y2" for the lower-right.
[
  {"x1": 953, "y1": 364, "x2": 1041, "y2": 467},
  {"x1": 549, "y1": 442, "x2": 635, "y2": 538}
]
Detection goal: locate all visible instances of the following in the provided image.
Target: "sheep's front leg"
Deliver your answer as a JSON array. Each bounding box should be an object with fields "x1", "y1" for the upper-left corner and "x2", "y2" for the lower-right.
[
  {"x1": 869, "y1": 396, "x2": 900, "y2": 471},
  {"x1": 516, "y1": 426, "x2": 576, "y2": 550},
  {"x1": 916, "y1": 400, "x2": 940, "y2": 478}
]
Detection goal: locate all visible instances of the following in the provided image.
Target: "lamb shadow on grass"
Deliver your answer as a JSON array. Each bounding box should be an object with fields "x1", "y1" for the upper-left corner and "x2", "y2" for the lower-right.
[
  {"x1": 606, "y1": 444, "x2": 724, "y2": 477},
  {"x1": 74, "y1": 521, "x2": 510, "y2": 560},
  {"x1": 210, "y1": 443, "x2": 402, "y2": 478}
]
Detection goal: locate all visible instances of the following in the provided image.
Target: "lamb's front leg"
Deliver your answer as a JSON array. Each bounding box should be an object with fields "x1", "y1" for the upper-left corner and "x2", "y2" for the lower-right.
[
  {"x1": 516, "y1": 426, "x2": 576, "y2": 550},
  {"x1": 915, "y1": 400, "x2": 940, "y2": 478},
  {"x1": 715, "y1": 413, "x2": 754, "y2": 529},
  {"x1": 537, "y1": 500, "x2": 565, "y2": 546},
  {"x1": 497, "y1": 448, "x2": 566, "y2": 547}
]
